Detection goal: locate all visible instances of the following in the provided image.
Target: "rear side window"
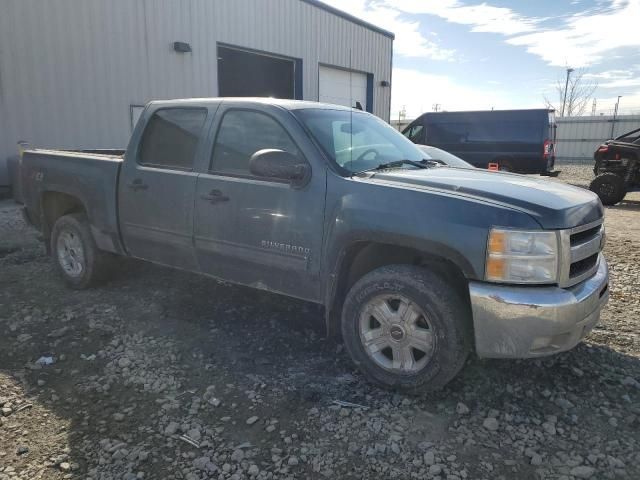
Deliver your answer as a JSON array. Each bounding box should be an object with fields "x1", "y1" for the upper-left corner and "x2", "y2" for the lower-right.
[
  {"x1": 210, "y1": 110, "x2": 300, "y2": 176},
  {"x1": 139, "y1": 108, "x2": 207, "y2": 169}
]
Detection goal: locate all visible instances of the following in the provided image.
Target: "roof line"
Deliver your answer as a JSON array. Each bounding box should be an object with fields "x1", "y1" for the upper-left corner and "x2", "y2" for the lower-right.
[{"x1": 300, "y1": 0, "x2": 395, "y2": 39}]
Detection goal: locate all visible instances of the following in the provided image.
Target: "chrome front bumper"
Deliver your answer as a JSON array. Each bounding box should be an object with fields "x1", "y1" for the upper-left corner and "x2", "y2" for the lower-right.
[{"x1": 469, "y1": 255, "x2": 609, "y2": 358}]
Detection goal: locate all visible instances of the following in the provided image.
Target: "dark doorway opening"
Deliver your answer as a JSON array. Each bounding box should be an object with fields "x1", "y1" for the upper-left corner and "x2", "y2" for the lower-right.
[{"x1": 218, "y1": 45, "x2": 295, "y2": 99}]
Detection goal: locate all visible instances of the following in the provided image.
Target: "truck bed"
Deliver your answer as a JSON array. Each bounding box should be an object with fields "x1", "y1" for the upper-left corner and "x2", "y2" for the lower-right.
[{"x1": 19, "y1": 147, "x2": 125, "y2": 255}]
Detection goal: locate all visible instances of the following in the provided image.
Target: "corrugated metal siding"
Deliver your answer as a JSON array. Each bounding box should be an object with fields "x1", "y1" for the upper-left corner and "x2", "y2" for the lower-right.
[
  {"x1": 0, "y1": 0, "x2": 393, "y2": 185},
  {"x1": 556, "y1": 115, "x2": 640, "y2": 163}
]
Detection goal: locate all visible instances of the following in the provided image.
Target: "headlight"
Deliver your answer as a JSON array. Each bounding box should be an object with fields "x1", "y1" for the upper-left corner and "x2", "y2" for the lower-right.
[{"x1": 486, "y1": 228, "x2": 558, "y2": 284}]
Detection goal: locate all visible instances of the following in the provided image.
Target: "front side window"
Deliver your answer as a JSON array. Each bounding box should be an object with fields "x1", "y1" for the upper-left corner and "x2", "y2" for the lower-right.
[
  {"x1": 138, "y1": 108, "x2": 207, "y2": 169},
  {"x1": 211, "y1": 110, "x2": 301, "y2": 176},
  {"x1": 295, "y1": 109, "x2": 424, "y2": 174},
  {"x1": 405, "y1": 124, "x2": 424, "y2": 143}
]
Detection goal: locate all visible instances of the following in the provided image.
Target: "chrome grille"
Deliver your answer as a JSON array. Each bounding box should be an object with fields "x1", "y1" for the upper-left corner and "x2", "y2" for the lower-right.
[{"x1": 559, "y1": 219, "x2": 604, "y2": 288}]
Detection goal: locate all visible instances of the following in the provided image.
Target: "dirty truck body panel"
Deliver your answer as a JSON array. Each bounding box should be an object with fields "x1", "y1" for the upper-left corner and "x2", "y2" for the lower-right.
[
  {"x1": 193, "y1": 101, "x2": 327, "y2": 300},
  {"x1": 19, "y1": 98, "x2": 608, "y2": 364},
  {"x1": 19, "y1": 150, "x2": 125, "y2": 255}
]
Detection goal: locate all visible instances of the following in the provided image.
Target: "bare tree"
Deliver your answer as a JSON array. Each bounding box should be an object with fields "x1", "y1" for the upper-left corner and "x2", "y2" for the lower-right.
[{"x1": 544, "y1": 68, "x2": 598, "y2": 117}]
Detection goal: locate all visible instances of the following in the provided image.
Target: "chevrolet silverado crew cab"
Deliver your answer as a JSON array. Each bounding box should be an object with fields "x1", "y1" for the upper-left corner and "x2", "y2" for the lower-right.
[{"x1": 18, "y1": 98, "x2": 609, "y2": 392}]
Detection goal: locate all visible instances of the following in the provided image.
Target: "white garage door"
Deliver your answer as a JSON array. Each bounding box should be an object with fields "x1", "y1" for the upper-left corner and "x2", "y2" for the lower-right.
[{"x1": 319, "y1": 65, "x2": 367, "y2": 111}]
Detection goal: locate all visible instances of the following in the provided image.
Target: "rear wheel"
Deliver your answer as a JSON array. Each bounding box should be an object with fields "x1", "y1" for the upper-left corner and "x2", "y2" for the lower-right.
[
  {"x1": 589, "y1": 172, "x2": 626, "y2": 205},
  {"x1": 341, "y1": 265, "x2": 471, "y2": 392},
  {"x1": 50, "y1": 213, "x2": 112, "y2": 288}
]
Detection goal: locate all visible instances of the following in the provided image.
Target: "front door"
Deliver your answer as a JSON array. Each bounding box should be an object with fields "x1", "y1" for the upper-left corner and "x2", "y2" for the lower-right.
[
  {"x1": 118, "y1": 107, "x2": 208, "y2": 269},
  {"x1": 193, "y1": 103, "x2": 326, "y2": 301}
]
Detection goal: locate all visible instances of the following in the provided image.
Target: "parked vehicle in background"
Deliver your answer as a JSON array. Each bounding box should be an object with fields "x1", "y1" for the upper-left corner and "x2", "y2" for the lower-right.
[
  {"x1": 17, "y1": 98, "x2": 608, "y2": 392},
  {"x1": 589, "y1": 127, "x2": 640, "y2": 205},
  {"x1": 403, "y1": 109, "x2": 556, "y2": 174},
  {"x1": 418, "y1": 145, "x2": 473, "y2": 168}
]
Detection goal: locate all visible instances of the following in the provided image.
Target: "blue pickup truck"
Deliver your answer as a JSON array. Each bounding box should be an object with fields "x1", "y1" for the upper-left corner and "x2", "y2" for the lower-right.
[{"x1": 17, "y1": 98, "x2": 609, "y2": 392}]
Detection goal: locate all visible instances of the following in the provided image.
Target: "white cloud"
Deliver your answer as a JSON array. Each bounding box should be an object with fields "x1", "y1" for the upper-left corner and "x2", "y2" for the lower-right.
[
  {"x1": 384, "y1": 0, "x2": 540, "y2": 35},
  {"x1": 390, "y1": 68, "x2": 542, "y2": 119},
  {"x1": 595, "y1": 90, "x2": 640, "y2": 115},
  {"x1": 330, "y1": 0, "x2": 640, "y2": 71},
  {"x1": 584, "y1": 70, "x2": 640, "y2": 89},
  {"x1": 507, "y1": 0, "x2": 640, "y2": 67},
  {"x1": 321, "y1": 1, "x2": 640, "y2": 115},
  {"x1": 320, "y1": 0, "x2": 454, "y2": 59}
]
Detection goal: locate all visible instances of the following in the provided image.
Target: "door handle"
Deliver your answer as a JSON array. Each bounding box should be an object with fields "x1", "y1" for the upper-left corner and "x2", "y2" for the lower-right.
[
  {"x1": 200, "y1": 189, "x2": 229, "y2": 204},
  {"x1": 127, "y1": 179, "x2": 148, "y2": 191}
]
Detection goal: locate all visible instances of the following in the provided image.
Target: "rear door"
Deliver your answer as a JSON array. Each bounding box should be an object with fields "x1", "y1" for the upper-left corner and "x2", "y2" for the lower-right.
[
  {"x1": 118, "y1": 106, "x2": 209, "y2": 269},
  {"x1": 193, "y1": 102, "x2": 326, "y2": 301}
]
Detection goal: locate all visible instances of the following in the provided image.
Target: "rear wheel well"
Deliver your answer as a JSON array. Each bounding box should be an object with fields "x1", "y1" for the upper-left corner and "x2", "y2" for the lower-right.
[
  {"x1": 327, "y1": 242, "x2": 470, "y2": 336},
  {"x1": 41, "y1": 192, "x2": 87, "y2": 244}
]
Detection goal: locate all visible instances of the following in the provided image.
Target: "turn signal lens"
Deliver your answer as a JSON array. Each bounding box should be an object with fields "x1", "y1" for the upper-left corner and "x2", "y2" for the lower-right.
[
  {"x1": 486, "y1": 229, "x2": 559, "y2": 284},
  {"x1": 486, "y1": 257, "x2": 506, "y2": 279},
  {"x1": 488, "y1": 230, "x2": 505, "y2": 254}
]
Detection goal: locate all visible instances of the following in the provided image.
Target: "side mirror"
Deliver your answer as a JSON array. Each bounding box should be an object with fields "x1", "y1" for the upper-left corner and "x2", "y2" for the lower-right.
[{"x1": 249, "y1": 149, "x2": 310, "y2": 185}]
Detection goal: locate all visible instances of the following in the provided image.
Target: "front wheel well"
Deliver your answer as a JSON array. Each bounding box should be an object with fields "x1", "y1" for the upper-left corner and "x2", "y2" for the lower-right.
[{"x1": 326, "y1": 242, "x2": 470, "y2": 337}]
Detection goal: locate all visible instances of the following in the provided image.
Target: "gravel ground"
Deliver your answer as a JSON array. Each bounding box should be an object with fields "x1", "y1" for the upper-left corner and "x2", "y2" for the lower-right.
[
  {"x1": 1, "y1": 164, "x2": 639, "y2": 480},
  {"x1": 552, "y1": 162, "x2": 596, "y2": 188}
]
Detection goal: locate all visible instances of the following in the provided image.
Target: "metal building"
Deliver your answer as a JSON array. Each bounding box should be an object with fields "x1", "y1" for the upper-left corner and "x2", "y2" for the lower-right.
[
  {"x1": 0, "y1": 0, "x2": 394, "y2": 190},
  {"x1": 555, "y1": 115, "x2": 640, "y2": 163}
]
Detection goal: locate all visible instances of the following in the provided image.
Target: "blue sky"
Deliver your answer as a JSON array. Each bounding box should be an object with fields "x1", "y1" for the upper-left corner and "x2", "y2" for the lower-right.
[{"x1": 323, "y1": 0, "x2": 640, "y2": 119}]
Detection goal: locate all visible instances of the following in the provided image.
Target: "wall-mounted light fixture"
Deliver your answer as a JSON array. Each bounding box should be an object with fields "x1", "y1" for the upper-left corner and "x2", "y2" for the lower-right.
[
  {"x1": 173, "y1": 41, "x2": 192, "y2": 53},
  {"x1": 380, "y1": 80, "x2": 390, "y2": 87}
]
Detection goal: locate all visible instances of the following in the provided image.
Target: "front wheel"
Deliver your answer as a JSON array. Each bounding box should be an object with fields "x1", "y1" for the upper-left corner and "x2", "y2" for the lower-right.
[
  {"x1": 50, "y1": 213, "x2": 112, "y2": 289},
  {"x1": 589, "y1": 172, "x2": 626, "y2": 205},
  {"x1": 341, "y1": 265, "x2": 472, "y2": 392}
]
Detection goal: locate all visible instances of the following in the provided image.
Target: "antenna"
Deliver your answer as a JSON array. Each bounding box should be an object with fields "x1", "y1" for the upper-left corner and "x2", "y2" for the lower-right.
[{"x1": 349, "y1": 49, "x2": 353, "y2": 174}]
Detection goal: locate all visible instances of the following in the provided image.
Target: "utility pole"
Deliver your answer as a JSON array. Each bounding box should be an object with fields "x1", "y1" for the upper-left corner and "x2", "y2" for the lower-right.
[
  {"x1": 397, "y1": 105, "x2": 406, "y2": 131},
  {"x1": 591, "y1": 99, "x2": 597, "y2": 116},
  {"x1": 561, "y1": 67, "x2": 574, "y2": 117},
  {"x1": 432, "y1": 103, "x2": 441, "y2": 112},
  {"x1": 610, "y1": 95, "x2": 622, "y2": 138}
]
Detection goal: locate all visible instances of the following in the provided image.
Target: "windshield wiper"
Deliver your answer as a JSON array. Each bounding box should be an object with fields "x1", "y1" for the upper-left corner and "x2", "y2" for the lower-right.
[
  {"x1": 354, "y1": 159, "x2": 429, "y2": 175},
  {"x1": 420, "y1": 158, "x2": 446, "y2": 166}
]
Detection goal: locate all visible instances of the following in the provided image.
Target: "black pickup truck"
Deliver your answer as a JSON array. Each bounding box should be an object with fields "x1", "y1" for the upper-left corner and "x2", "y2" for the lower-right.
[{"x1": 17, "y1": 98, "x2": 609, "y2": 392}]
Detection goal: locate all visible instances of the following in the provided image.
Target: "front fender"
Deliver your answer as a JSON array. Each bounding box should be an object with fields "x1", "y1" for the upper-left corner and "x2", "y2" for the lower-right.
[{"x1": 321, "y1": 173, "x2": 541, "y2": 318}]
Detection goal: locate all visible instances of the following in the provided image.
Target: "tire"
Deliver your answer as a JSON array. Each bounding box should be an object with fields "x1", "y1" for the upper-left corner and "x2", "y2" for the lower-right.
[
  {"x1": 341, "y1": 265, "x2": 472, "y2": 393},
  {"x1": 589, "y1": 172, "x2": 626, "y2": 206},
  {"x1": 50, "y1": 213, "x2": 112, "y2": 289}
]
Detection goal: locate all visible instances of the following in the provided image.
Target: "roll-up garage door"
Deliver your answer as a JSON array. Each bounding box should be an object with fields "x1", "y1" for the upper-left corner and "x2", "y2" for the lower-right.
[
  {"x1": 319, "y1": 65, "x2": 368, "y2": 110},
  {"x1": 218, "y1": 45, "x2": 295, "y2": 99}
]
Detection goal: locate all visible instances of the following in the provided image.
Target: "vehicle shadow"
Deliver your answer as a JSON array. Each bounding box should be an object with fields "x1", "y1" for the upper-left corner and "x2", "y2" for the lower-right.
[{"x1": 609, "y1": 198, "x2": 640, "y2": 211}]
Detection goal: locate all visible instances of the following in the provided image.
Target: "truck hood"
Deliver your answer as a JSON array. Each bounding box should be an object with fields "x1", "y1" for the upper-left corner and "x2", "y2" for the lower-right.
[{"x1": 366, "y1": 167, "x2": 603, "y2": 229}]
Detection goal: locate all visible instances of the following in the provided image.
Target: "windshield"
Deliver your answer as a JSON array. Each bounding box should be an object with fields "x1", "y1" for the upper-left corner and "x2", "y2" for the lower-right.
[
  {"x1": 294, "y1": 108, "x2": 424, "y2": 174},
  {"x1": 418, "y1": 145, "x2": 472, "y2": 168}
]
